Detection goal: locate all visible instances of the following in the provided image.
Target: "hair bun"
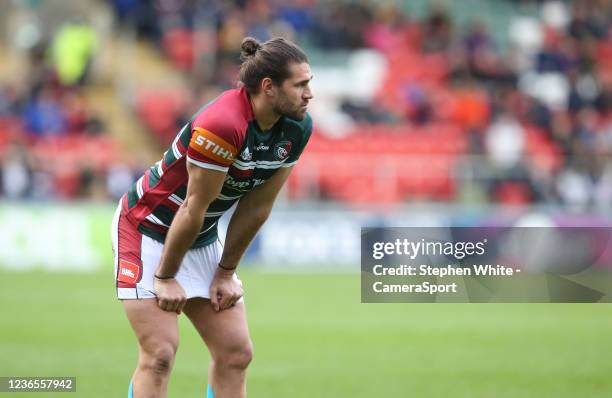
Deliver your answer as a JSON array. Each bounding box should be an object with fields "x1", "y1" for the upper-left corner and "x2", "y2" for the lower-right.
[{"x1": 241, "y1": 37, "x2": 261, "y2": 59}]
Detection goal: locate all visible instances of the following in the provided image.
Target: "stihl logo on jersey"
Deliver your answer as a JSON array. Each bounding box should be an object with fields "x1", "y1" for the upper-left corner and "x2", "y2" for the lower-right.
[
  {"x1": 117, "y1": 260, "x2": 141, "y2": 285},
  {"x1": 194, "y1": 135, "x2": 234, "y2": 161},
  {"x1": 189, "y1": 127, "x2": 238, "y2": 166}
]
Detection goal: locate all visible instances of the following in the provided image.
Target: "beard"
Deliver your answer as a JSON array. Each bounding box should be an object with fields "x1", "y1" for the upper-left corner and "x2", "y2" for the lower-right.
[{"x1": 274, "y1": 94, "x2": 307, "y2": 121}]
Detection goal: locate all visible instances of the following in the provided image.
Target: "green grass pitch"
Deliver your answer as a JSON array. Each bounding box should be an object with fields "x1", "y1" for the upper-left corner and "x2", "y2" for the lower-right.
[{"x1": 1, "y1": 269, "x2": 611, "y2": 397}]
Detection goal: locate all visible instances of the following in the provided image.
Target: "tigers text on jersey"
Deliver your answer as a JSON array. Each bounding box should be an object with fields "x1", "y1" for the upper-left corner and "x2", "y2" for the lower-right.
[{"x1": 122, "y1": 87, "x2": 313, "y2": 247}]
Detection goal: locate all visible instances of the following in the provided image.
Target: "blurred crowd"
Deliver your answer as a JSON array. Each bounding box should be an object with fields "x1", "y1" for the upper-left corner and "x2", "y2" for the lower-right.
[
  {"x1": 1, "y1": 0, "x2": 611, "y2": 210},
  {"x1": 0, "y1": 16, "x2": 121, "y2": 200}
]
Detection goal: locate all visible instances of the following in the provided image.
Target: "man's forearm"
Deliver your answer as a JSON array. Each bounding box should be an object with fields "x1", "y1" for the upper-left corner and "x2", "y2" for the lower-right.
[
  {"x1": 220, "y1": 205, "x2": 271, "y2": 270},
  {"x1": 156, "y1": 203, "x2": 205, "y2": 277},
  {"x1": 219, "y1": 167, "x2": 292, "y2": 270}
]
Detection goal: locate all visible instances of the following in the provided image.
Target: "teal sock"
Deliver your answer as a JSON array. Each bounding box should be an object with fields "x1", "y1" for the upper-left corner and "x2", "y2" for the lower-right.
[
  {"x1": 128, "y1": 381, "x2": 133, "y2": 398},
  {"x1": 207, "y1": 384, "x2": 214, "y2": 398}
]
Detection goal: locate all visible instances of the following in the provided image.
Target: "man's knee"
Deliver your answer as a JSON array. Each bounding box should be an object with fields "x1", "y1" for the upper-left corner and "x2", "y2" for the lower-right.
[
  {"x1": 215, "y1": 340, "x2": 253, "y2": 371},
  {"x1": 140, "y1": 341, "x2": 178, "y2": 376}
]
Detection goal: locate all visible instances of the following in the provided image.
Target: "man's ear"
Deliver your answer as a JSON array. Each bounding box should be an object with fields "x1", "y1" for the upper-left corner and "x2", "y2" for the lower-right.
[{"x1": 261, "y1": 77, "x2": 275, "y2": 97}]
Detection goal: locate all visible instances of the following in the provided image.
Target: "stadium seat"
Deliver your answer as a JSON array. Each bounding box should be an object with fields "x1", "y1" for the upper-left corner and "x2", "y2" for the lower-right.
[
  {"x1": 137, "y1": 90, "x2": 188, "y2": 144},
  {"x1": 162, "y1": 29, "x2": 195, "y2": 71},
  {"x1": 293, "y1": 126, "x2": 465, "y2": 204}
]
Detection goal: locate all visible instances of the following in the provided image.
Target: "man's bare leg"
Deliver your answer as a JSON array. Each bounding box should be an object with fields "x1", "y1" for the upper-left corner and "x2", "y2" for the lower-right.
[
  {"x1": 184, "y1": 298, "x2": 252, "y2": 398},
  {"x1": 122, "y1": 299, "x2": 179, "y2": 398}
]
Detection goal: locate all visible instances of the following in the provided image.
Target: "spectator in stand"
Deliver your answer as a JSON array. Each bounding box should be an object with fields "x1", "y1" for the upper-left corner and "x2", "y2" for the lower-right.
[
  {"x1": 364, "y1": 3, "x2": 413, "y2": 54},
  {"x1": 22, "y1": 87, "x2": 67, "y2": 137},
  {"x1": 0, "y1": 144, "x2": 32, "y2": 199},
  {"x1": 312, "y1": 2, "x2": 372, "y2": 49},
  {"x1": 0, "y1": 85, "x2": 19, "y2": 117},
  {"x1": 536, "y1": 32, "x2": 573, "y2": 74},
  {"x1": 51, "y1": 18, "x2": 98, "y2": 87},
  {"x1": 567, "y1": 68, "x2": 601, "y2": 113},
  {"x1": 568, "y1": 0, "x2": 609, "y2": 41},
  {"x1": 400, "y1": 82, "x2": 434, "y2": 125},
  {"x1": 556, "y1": 165, "x2": 593, "y2": 209},
  {"x1": 273, "y1": 0, "x2": 316, "y2": 35},
  {"x1": 112, "y1": 0, "x2": 161, "y2": 40},
  {"x1": 485, "y1": 113, "x2": 526, "y2": 171},
  {"x1": 106, "y1": 160, "x2": 144, "y2": 202},
  {"x1": 61, "y1": 91, "x2": 106, "y2": 135},
  {"x1": 422, "y1": 8, "x2": 453, "y2": 53},
  {"x1": 462, "y1": 20, "x2": 517, "y2": 84}
]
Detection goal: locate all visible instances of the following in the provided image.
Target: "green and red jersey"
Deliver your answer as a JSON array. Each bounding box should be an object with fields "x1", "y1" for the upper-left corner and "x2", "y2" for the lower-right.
[{"x1": 122, "y1": 87, "x2": 312, "y2": 247}]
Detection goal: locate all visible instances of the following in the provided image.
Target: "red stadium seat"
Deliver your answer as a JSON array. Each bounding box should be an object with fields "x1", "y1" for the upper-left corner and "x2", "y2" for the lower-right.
[
  {"x1": 290, "y1": 126, "x2": 466, "y2": 205},
  {"x1": 137, "y1": 90, "x2": 188, "y2": 144},
  {"x1": 163, "y1": 29, "x2": 195, "y2": 71},
  {"x1": 525, "y1": 126, "x2": 563, "y2": 173}
]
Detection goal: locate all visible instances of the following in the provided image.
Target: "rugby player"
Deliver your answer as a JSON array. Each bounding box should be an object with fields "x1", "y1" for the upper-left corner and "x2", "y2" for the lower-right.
[{"x1": 110, "y1": 36, "x2": 313, "y2": 398}]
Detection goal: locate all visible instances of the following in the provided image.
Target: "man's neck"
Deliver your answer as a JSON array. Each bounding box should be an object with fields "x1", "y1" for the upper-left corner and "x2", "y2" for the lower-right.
[{"x1": 249, "y1": 93, "x2": 281, "y2": 131}]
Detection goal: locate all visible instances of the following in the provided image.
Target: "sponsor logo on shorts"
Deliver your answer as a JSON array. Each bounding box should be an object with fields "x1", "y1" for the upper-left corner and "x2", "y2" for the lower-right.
[
  {"x1": 117, "y1": 260, "x2": 142, "y2": 285},
  {"x1": 274, "y1": 141, "x2": 292, "y2": 161}
]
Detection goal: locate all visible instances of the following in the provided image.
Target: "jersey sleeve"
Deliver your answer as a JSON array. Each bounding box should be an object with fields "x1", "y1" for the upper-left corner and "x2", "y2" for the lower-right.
[
  {"x1": 187, "y1": 118, "x2": 240, "y2": 173},
  {"x1": 282, "y1": 113, "x2": 313, "y2": 168}
]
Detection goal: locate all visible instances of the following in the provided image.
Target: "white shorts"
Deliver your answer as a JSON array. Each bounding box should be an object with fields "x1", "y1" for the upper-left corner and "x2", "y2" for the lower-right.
[{"x1": 110, "y1": 200, "x2": 242, "y2": 300}]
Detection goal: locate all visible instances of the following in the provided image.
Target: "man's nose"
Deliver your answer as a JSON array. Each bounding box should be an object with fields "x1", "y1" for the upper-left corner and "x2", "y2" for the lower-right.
[{"x1": 304, "y1": 87, "x2": 313, "y2": 100}]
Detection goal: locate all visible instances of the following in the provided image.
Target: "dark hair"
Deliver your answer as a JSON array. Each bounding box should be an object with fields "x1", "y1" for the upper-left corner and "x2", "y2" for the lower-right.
[{"x1": 239, "y1": 36, "x2": 308, "y2": 93}]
